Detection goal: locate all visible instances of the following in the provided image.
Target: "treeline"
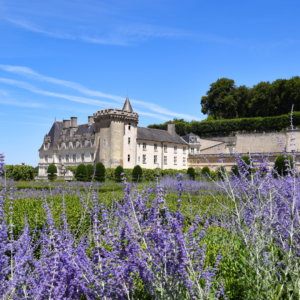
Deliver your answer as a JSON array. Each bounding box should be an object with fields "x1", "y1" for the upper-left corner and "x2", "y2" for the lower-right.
[
  {"x1": 201, "y1": 77, "x2": 300, "y2": 119},
  {"x1": 148, "y1": 112, "x2": 300, "y2": 135}
]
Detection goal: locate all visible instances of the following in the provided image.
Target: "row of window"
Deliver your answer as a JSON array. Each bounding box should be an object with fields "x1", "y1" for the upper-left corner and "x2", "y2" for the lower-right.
[
  {"x1": 44, "y1": 153, "x2": 94, "y2": 163},
  {"x1": 190, "y1": 148, "x2": 200, "y2": 154},
  {"x1": 137, "y1": 143, "x2": 186, "y2": 154},
  {"x1": 136, "y1": 155, "x2": 186, "y2": 165},
  {"x1": 56, "y1": 140, "x2": 95, "y2": 149}
]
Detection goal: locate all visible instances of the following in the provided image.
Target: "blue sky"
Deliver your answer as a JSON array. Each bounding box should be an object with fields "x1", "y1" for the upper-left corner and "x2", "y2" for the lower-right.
[{"x1": 1, "y1": 0, "x2": 300, "y2": 166}]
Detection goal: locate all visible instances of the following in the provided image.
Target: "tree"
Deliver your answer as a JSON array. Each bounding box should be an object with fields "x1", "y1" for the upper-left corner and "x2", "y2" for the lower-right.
[
  {"x1": 132, "y1": 165, "x2": 143, "y2": 182},
  {"x1": 75, "y1": 164, "x2": 88, "y2": 181},
  {"x1": 115, "y1": 165, "x2": 124, "y2": 182},
  {"x1": 95, "y1": 162, "x2": 106, "y2": 182},
  {"x1": 187, "y1": 167, "x2": 195, "y2": 180},
  {"x1": 201, "y1": 166, "x2": 210, "y2": 177},
  {"x1": 274, "y1": 155, "x2": 293, "y2": 176},
  {"x1": 47, "y1": 164, "x2": 57, "y2": 181},
  {"x1": 217, "y1": 166, "x2": 227, "y2": 180},
  {"x1": 86, "y1": 164, "x2": 94, "y2": 181},
  {"x1": 201, "y1": 78, "x2": 236, "y2": 119}
]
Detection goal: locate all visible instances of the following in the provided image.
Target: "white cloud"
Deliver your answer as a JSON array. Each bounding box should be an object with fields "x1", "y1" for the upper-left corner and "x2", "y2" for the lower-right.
[{"x1": 0, "y1": 65, "x2": 201, "y2": 120}]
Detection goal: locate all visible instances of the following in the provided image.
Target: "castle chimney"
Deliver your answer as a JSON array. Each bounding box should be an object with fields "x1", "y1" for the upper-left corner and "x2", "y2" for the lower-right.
[
  {"x1": 88, "y1": 116, "x2": 94, "y2": 126},
  {"x1": 168, "y1": 122, "x2": 176, "y2": 137},
  {"x1": 63, "y1": 120, "x2": 70, "y2": 129},
  {"x1": 70, "y1": 117, "x2": 78, "y2": 127}
]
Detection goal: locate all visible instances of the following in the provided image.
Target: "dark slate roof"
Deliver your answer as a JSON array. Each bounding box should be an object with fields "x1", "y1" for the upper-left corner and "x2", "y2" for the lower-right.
[
  {"x1": 39, "y1": 122, "x2": 96, "y2": 151},
  {"x1": 137, "y1": 127, "x2": 187, "y2": 145},
  {"x1": 181, "y1": 133, "x2": 199, "y2": 143}
]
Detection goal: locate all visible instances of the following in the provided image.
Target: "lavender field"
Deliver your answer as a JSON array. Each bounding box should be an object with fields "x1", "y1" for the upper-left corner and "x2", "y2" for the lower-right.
[{"x1": 1, "y1": 152, "x2": 300, "y2": 299}]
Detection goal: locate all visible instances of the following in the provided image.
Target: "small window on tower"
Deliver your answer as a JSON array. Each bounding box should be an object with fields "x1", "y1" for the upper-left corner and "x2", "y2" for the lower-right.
[
  {"x1": 128, "y1": 137, "x2": 131, "y2": 145},
  {"x1": 128, "y1": 154, "x2": 130, "y2": 162},
  {"x1": 128, "y1": 123, "x2": 131, "y2": 130}
]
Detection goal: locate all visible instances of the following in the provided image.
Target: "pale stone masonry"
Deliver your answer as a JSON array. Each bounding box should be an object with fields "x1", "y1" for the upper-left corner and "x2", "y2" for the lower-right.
[{"x1": 38, "y1": 97, "x2": 300, "y2": 179}]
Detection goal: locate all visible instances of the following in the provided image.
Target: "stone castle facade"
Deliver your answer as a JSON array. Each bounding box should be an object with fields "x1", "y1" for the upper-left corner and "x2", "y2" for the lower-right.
[{"x1": 38, "y1": 97, "x2": 300, "y2": 179}]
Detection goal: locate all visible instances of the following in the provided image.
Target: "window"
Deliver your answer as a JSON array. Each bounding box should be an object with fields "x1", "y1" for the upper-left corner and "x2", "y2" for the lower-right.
[
  {"x1": 128, "y1": 123, "x2": 131, "y2": 130},
  {"x1": 197, "y1": 148, "x2": 200, "y2": 154},
  {"x1": 73, "y1": 154, "x2": 76, "y2": 162},
  {"x1": 59, "y1": 155, "x2": 62, "y2": 163},
  {"x1": 73, "y1": 142, "x2": 76, "y2": 148},
  {"x1": 191, "y1": 148, "x2": 194, "y2": 154},
  {"x1": 174, "y1": 146, "x2": 177, "y2": 154},
  {"x1": 138, "y1": 156, "x2": 140, "y2": 162},
  {"x1": 143, "y1": 154, "x2": 146, "y2": 164},
  {"x1": 91, "y1": 139, "x2": 94, "y2": 147},
  {"x1": 190, "y1": 137, "x2": 195, "y2": 143},
  {"x1": 143, "y1": 143, "x2": 146, "y2": 151},
  {"x1": 138, "y1": 143, "x2": 141, "y2": 148},
  {"x1": 128, "y1": 154, "x2": 130, "y2": 162},
  {"x1": 91, "y1": 153, "x2": 94, "y2": 161},
  {"x1": 154, "y1": 155, "x2": 157, "y2": 164},
  {"x1": 183, "y1": 157, "x2": 186, "y2": 166},
  {"x1": 81, "y1": 154, "x2": 84, "y2": 162},
  {"x1": 128, "y1": 137, "x2": 131, "y2": 145},
  {"x1": 183, "y1": 147, "x2": 186, "y2": 154},
  {"x1": 45, "y1": 155, "x2": 48, "y2": 163},
  {"x1": 59, "y1": 143, "x2": 62, "y2": 149},
  {"x1": 66, "y1": 154, "x2": 69, "y2": 163},
  {"x1": 164, "y1": 156, "x2": 167, "y2": 165},
  {"x1": 174, "y1": 156, "x2": 177, "y2": 165},
  {"x1": 154, "y1": 144, "x2": 158, "y2": 151},
  {"x1": 164, "y1": 144, "x2": 167, "y2": 153}
]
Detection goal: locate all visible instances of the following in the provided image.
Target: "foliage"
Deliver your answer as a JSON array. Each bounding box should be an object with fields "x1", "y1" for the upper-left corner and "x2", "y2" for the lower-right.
[
  {"x1": 201, "y1": 166, "x2": 210, "y2": 176},
  {"x1": 0, "y1": 153, "x2": 5, "y2": 175},
  {"x1": 132, "y1": 165, "x2": 143, "y2": 182},
  {"x1": 187, "y1": 167, "x2": 195, "y2": 180},
  {"x1": 86, "y1": 164, "x2": 94, "y2": 181},
  {"x1": 148, "y1": 118, "x2": 191, "y2": 136},
  {"x1": 75, "y1": 164, "x2": 87, "y2": 181},
  {"x1": 231, "y1": 165, "x2": 238, "y2": 176},
  {"x1": 274, "y1": 154, "x2": 293, "y2": 176},
  {"x1": 114, "y1": 165, "x2": 124, "y2": 182},
  {"x1": 200, "y1": 76, "x2": 300, "y2": 119},
  {"x1": 5, "y1": 165, "x2": 35, "y2": 181},
  {"x1": 94, "y1": 162, "x2": 106, "y2": 182},
  {"x1": 217, "y1": 166, "x2": 227, "y2": 180},
  {"x1": 47, "y1": 164, "x2": 57, "y2": 181},
  {"x1": 66, "y1": 166, "x2": 77, "y2": 174}
]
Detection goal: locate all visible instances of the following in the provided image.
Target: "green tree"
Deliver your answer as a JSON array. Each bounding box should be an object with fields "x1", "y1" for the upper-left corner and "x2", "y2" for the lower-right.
[
  {"x1": 75, "y1": 164, "x2": 88, "y2": 181},
  {"x1": 201, "y1": 166, "x2": 210, "y2": 177},
  {"x1": 132, "y1": 165, "x2": 143, "y2": 182},
  {"x1": 86, "y1": 164, "x2": 94, "y2": 181},
  {"x1": 274, "y1": 155, "x2": 293, "y2": 176},
  {"x1": 114, "y1": 165, "x2": 124, "y2": 182},
  {"x1": 95, "y1": 162, "x2": 106, "y2": 182},
  {"x1": 187, "y1": 167, "x2": 195, "y2": 180},
  {"x1": 201, "y1": 78, "x2": 237, "y2": 119},
  {"x1": 47, "y1": 164, "x2": 57, "y2": 181}
]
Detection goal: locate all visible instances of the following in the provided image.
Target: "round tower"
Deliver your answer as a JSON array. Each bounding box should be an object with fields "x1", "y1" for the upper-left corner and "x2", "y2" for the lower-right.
[{"x1": 93, "y1": 97, "x2": 139, "y2": 168}]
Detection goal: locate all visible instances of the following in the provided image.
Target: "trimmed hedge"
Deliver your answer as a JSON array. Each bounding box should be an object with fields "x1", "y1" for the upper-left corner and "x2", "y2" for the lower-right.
[
  {"x1": 114, "y1": 165, "x2": 124, "y2": 183},
  {"x1": 274, "y1": 155, "x2": 293, "y2": 176},
  {"x1": 187, "y1": 167, "x2": 195, "y2": 180},
  {"x1": 201, "y1": 167, "x2": 210, "y2": 177},
  {"x1": 132, "y1": 165, "x2": 143, "y2": 182},
  {"x1": 47, "y1": 164, "x2": 57, "y2": 181},
  {"x1": 86, "y1": 164, "x2": 94, "y2": 181},
  {"x1": 5, "y1": 165, "x2": 35, "y2": 181},
  {"x1": 95, "y1": 162, "x2": 106, "y2": 182},
  {"x1": 75, "y1": 164, "x2": 88, "y2": 181},
  {"x1": 14, "y1": 185, "x2": 123, "y2": 192}
]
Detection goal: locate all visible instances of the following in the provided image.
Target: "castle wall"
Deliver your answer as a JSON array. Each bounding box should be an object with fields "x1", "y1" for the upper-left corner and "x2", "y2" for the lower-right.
[
  {"x1": 110, "y1": 120, "x2": 124, "y2": 168},
  {"x1": 123, "y1": 121, "x2": 137, "y2": 168}
]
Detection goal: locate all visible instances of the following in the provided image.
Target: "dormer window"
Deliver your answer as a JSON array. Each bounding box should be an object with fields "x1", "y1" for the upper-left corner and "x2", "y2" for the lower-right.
[
  {"x1": 128, "y1": 123, "x2": 131, "y2": 130},
  {"x1": 128, "y1": 137, "x2": 131, "y2": 145}
]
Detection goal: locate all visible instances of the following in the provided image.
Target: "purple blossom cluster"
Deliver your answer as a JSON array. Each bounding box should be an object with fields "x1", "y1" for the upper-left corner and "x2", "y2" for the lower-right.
[
  {"x1": 0, "y1": 153, "x2": 4, "y2": 176},
  {"x1": 0, "y1": 174, "x2": 224, "y2": 299}
]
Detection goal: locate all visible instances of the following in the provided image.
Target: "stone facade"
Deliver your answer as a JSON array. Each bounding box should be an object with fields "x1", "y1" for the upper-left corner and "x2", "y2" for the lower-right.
[{"x1": 38, "y1": 97, "x2": 300, "y2": 179}]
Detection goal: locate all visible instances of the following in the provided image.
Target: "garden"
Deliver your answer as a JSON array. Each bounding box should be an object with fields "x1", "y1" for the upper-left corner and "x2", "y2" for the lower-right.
[{"x1": 0, "y1": 146, "x2": 300, "y2": 300}]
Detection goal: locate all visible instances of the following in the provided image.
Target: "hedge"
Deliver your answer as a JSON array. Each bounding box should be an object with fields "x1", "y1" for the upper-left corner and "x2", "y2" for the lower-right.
[
  {"x1": 149, "y1": 112, "x2": 300, "y2": 135},
  {"x1": 5, "y1": 165, "x2": 35, "y2": 181},
  {"x1": 14, "y1": 185, "x2": 123, "y2": 192}
]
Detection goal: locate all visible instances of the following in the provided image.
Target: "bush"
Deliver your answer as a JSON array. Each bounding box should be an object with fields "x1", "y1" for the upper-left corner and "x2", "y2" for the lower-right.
[
  {"x1": 231, "y1": 165, "x2": 239, "y2": 176},
  {"x1": 47, "y1": 164, "x2": 57, "y2": 181},
  {"x1": 86, "y1": 164, "x2": 94, "y2": 181},
  {"x1": 115, "y1": 165, "x2": 124, "y2": 182},
  {"x1": 75, "y1": 164, "x2": 88, "y2": 181},
  {"x1": 274, "y1": 155, "x2": 293, "y2": 176},
  {"x1": 5, "y1": 165, "x2": 35, "y2": 181},
  {"x1": 132, "y1": 165, "x2": 143, "y2": 182},
  {"x1": 95, "y1": 162, "x2": 106, "y2": 182},
  {"x1": 187, "y1": 167, "x2": 195, "y2": 180},
  {"x1": 217, "y1": 166, "x2": 227, "y2": 180},
  {"x1": 201, "y1": 166, "x2": 210, "y2": 177},
  {"x1": 241, "y1": 156, "x2": 251, "y2": 166}
]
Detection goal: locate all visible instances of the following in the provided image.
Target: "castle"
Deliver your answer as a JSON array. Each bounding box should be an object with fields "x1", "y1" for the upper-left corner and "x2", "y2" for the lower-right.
[{"x1": 38, "y1": 97, "x2": 300, "y2": 179}]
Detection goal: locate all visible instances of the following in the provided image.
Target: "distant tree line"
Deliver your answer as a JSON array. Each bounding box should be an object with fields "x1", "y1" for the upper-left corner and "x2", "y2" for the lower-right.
[{"x1": 200, "y1": 77, "x2": 300, "y2": 119}]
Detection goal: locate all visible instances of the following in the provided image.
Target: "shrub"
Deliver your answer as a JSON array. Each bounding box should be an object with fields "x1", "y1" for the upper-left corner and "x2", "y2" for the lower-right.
[
  {"x1": 86, "y1": 164, "x2": 94, "y2": 181},
  {"x1": 115, "y1": 165, "x2": 124, "y2": 182},
  {"x1": 201, "y1": 166, "x2": 210, "y2": 177},
  {"x1": 47, "y1": 164, "x2": 57, "y2": 181},
  {"x1": 132, "y1": 165, "x2": 143, "y2": 182},
  {"x1": 6, "y1": 165, "x2": 35, "y2": 181},
  {"x1": 75, "y1": 164, "x2": 88, "y2": 181},
  {"x1": 217, "y1": 166, "x2": 227, "y2": 180},
  {"x1": 231, "y1": 165, "x2": 239, "y2": 176},
  {"x1": 274, "y1": 154, "x2": 293, "y2": 176},
  {"x1": 187, "y1": 167, "x2": 195, "y2": 180},
  {"x1": 95, "y1": 162, "x2": 106, "y2": 182},
  {"x1": 241, "y1": 156, "x2": 251, "y2": 166}
]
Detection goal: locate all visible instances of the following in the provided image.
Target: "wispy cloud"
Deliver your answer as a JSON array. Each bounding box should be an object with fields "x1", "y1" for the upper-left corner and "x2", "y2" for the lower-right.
[
  {"x1": 0, "y1": 98, "x2": 46, "y2": 108},
  {"x1": 0, "y1": 65, "x2": 200, "y2": 120},
  {"x1": 0, "y1": 120, "x2": 52, "y2": 127}
]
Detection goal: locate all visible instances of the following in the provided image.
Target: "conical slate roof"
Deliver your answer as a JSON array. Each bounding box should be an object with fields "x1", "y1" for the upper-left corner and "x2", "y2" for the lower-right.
[{"x1": 122, "y1": 96, "x2": 133, "y2": 113}]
